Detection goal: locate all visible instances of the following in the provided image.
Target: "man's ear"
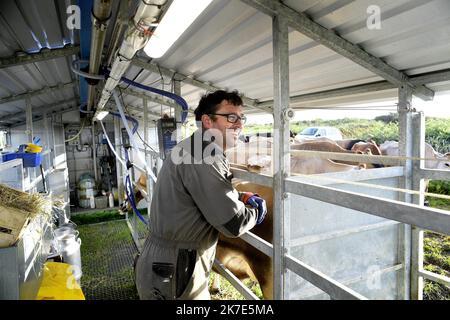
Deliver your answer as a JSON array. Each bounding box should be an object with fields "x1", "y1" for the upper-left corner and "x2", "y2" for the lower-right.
[{"x1": 201, "y1": 114, "x2": 212, "y2": 129}]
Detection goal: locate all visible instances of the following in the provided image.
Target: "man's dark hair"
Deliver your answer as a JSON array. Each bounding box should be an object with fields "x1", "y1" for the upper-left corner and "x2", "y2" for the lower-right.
[{"x1": 194, "y1": 90, "x2": 243, "y2": 121}]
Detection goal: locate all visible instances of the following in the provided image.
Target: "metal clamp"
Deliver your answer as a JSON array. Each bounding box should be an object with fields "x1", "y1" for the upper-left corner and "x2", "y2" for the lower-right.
[
  {"x1": 397, "y1": 102, "x2": 415, "y2": 113},
  {"x1": 91, "y1": 9, "x2": 111, "y2": 31},
  {"x1": 283, "y1": 108, "x2": 295, "y2": 121}
]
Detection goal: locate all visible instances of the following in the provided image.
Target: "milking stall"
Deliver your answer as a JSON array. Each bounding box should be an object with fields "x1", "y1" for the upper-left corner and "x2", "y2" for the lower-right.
[{"x1": 0, "y1": 0, "x2": 449, "y2": 302}]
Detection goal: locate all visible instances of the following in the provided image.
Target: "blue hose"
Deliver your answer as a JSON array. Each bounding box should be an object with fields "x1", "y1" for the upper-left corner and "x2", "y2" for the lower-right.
[
  {"x1": 124, "y1": 148, "x2": 148, "y2": 225},
  {"x1": 102, "y1": 68, "x2": 189, "y2": 123},
  {"x1": 119, "y1": 76, "x2": 189, "y2": 123},
  {"x1": 74, "y1": 65, "x2": 189, "y2": 123},
  {"x1": 109, "y1": 111, "x2": 139, "y2": 134},
  {"x1": 125, "y1": 174, "x2": 148, "y2": 225}
]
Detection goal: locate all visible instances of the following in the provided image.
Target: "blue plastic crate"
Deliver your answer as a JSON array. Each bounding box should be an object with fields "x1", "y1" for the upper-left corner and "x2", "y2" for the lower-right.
[
  {"x1": 21, "y1": 152, "x2": 42, "y2": 167},
  {"x1": 1, "y1": 152, "x2": 42, "y2": 167}
]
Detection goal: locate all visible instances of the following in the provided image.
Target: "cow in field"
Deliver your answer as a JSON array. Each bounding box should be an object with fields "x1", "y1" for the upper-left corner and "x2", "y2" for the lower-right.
[
  {"x1": 379, "y1": 140, "x2": 450, "y2": 206},
  {"x1": 380, "y1": 141, "x2": 450, "y2": 169},
  {"x1": 226, "y1": 138, "x2": 367, "y2": 175},
  {"x1": 293, "y1": 136, "x2": 365, "y2": 151}
]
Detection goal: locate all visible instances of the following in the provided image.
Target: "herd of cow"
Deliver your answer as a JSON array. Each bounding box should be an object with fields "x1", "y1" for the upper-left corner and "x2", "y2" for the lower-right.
[
  {"x1": 127, "y1": 136, "x2": 450, "y2": 299},
  {"x1": 225, "y1": 136, "x2": 450, "y2": 174}
]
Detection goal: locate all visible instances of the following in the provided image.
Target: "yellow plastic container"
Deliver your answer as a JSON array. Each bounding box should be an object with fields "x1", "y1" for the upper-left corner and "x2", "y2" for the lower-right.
[
  {"x1": 36, "y1": 262, "x2": 85, "y2": 300},
  {"x1": 26, "y1": 143, "x2": 43, "y2": 153}
]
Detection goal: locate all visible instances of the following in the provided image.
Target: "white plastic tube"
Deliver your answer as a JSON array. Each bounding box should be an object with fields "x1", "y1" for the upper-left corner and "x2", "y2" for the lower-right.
[{"x1": 113, "y1": 89, "x2": 157, "y2": 183}]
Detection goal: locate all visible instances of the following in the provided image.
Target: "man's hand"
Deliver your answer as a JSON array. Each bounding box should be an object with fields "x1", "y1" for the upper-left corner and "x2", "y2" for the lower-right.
[{"x1": 240, "y1": 192, "x2": 267, "y2": 224}]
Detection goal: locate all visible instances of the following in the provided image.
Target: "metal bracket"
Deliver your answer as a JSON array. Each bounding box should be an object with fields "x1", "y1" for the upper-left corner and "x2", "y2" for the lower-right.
[
  {"x1": 397, "y1": 102, "x2": 415, "y2": 113},
  {"x1": 283, "y1": 108, "x2": 295, "y2": 121},
  {"x1": 91, "y1": 8, "x2": 111, "y2": 31}
]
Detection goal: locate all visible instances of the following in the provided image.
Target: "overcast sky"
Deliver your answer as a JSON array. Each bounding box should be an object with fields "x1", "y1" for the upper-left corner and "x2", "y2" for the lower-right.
[{"x1": 246, "y1": 92, "x2": 450, "y2": 124}]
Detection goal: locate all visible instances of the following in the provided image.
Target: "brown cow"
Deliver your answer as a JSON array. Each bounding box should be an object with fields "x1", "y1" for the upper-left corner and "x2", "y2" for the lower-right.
[
  {"x1": 351, "y1": 141, "x2": 382, "y2": 156},
  {"x1": 227, "y1": 139, "x2": 366, "y2": 175},
  {"x1": 215, "y1": 182, "x2": 273, "y2": 299},
  {"x1": 290, "y1": 140, "x2": 373, "y2": 168},
  {"x1": 121, "y1": 175, "x2": 274, "y2": 298},
  {"x1": 293, "y1": 136, "x2": 365, "y2": 151}
]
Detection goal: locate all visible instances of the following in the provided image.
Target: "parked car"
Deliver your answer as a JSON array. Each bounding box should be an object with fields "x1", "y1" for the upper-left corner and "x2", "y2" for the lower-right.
[{"x1": 295, "y1": 126, "x2": 343, "y2": 141}]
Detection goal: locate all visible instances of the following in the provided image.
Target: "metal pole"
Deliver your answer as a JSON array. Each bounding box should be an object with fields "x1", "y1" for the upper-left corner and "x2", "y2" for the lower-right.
[
  {"x1": 173, "y1": 80, "x2": 183, "y2": 142},
  {"x1": 114, "y1": 117, "x2": 124, "y2": 204},
  {"x1": 25, "y1": 96, "x2": 33, "y2": 141},
  {"x1": 50, "y1": 114, "x2": 57, "y2": 168},
  {"x1": 25, "y1": 96, "x2": 35, "y2": 191},
  {"x1": 272, "y1": 13, "x2": 290, "y2": 300},
  {"x1": 411, "y1": 112, "x2": 425, "y2": 300},
  {"x1": 42, "y1": 110, "x2": 51, "y2": 169},
  {"x1": 397, "y1": 84, "x2": 413, "y2": 299},
  {"x1": 92, "y1": 120, "x2": 98, "y2": 182},
  {"x1": 144, "y1": 98, "x2": 152, "y2": 221}
]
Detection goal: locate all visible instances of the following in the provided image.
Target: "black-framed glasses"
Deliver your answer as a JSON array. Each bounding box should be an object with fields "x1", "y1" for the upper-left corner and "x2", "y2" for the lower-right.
[{"x1": 209, "y1": 113, "x2": 247, "y2": 124}]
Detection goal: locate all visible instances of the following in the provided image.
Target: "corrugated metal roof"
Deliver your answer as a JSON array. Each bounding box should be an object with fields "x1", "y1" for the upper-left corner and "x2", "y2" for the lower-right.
[
  {"x1": 1, "y1": 0, "x2": 450, "y2": 125},
  {"x1": 137, "y1": 0, "x2": 450, "y2": 113},
  {"x1": 0, "y1": 0, "x2": 82, "y2": 126}
]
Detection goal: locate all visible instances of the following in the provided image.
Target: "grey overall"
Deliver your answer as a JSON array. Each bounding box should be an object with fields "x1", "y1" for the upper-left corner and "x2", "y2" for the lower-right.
[{"x1": 135, "y1": 130, "x2": 258, "y2": 300}]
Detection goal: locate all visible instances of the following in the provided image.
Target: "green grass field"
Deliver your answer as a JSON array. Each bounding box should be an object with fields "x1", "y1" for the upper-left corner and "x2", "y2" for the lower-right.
[{"x1": 423, "y1": 198, "x2": 450, "y2": 300}]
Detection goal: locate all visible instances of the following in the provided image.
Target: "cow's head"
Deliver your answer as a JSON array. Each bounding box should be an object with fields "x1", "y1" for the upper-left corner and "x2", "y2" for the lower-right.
[
  {"x1": 437, "y1": 152, "x2": 450, "y2": 170},
  {"x1": 354, "y1": 151, "x2": 368, "y2": 170},
  {"x1": 118, "y1": 188, "x2": 144, "y2": 214},
  {"x1": 247, "y1": 154, "x2": 272, "y2": 174},
  {"x1": 352, "y1": 143, "x2": 384, "y2": 168}
]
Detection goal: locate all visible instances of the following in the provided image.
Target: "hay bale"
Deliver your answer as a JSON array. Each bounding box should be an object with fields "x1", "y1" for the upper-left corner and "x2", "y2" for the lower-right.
[
  {"x1": 0, "y1": 205, "x2": 30, "y2": 248},
  {"x1": 0, "y1": 184, "x2": 52, "y2": 248}
]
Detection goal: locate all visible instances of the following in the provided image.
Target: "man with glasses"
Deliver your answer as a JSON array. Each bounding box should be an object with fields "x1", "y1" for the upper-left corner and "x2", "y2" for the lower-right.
[{"x1": 135, "y1": 90, "x2": 267, "y2": 300}]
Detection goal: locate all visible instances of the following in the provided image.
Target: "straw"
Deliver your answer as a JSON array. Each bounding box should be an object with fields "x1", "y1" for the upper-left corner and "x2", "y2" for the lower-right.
[{"x1": 0, "y1": 183, "x2": 52, "y2": 218}]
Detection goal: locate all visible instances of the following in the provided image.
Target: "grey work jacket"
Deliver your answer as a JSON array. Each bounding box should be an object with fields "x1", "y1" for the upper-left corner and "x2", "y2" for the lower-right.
[{"x1": 135, "y1": 130, "x2": 258, "y2": 300}]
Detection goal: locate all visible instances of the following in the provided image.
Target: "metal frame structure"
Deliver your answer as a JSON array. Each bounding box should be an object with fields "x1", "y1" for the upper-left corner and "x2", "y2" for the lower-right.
[
  {"x1": 205, "y1": 0, "x2": 450, "y2": 300},
  {"x1": 109, "y1": 0, "x2": 450, "y2": 300},
  {"x1": 1, "y1": 0, "x2": 447, "y2": 300},
  {"x1": 111, "y1": 96, "x2": 161, "y2": 252}
]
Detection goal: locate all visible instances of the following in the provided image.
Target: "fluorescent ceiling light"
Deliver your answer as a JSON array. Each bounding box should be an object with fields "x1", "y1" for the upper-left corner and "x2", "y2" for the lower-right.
[
  {"x1": 96, "y1": 110, "x2": 109, "y2": 121},
  {"x1": 144, "y1": 0, "x2": 213, "y2": 58}
]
